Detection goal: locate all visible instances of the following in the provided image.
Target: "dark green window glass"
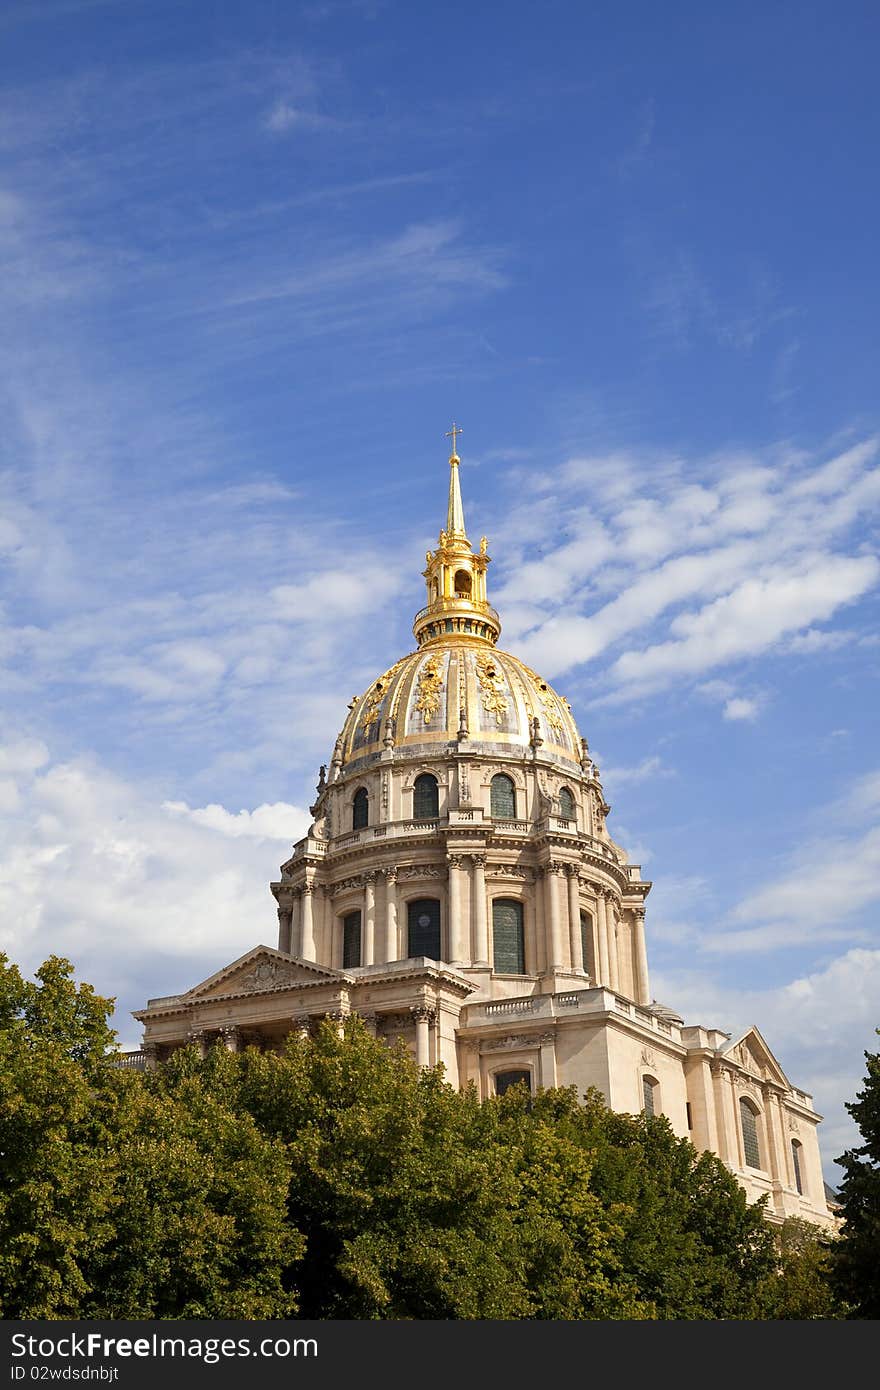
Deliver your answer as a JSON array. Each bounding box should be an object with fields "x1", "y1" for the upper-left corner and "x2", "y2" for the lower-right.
[
  {"x1": 740, "y1": 1098, "x2": 761, "y2": 1168},
  {"x1": 493, "y1": 899, "x2": 525, "y2": 975},
  {"x1": 559, "y1": 786, "x2": 575, "y2": 820},
  {"x1": 580, "y1": 910, "x2": 593, "y2": 975},
  {"x1": 407, "y1": 898, "x2": 441, "y2": 960},
  {"x1": 342, "y1": 911, "x2": 361, "y2": 968},
  {"x1": 490, "y1": 774, "x2": 516, "y2": 819},
  {"x1": 791, "y1": 1140, "x2": 803, "y2": 1194},
  {"x1": 413, "y1": 773, "x2": 439, "y2": 819},
  {"x1": 643, "y1": 1076, "x2": 656, "y2": 1116},
  {"x1": 495, "y1": 1069, "x2": 531, "y2": 1096},
  {"x1": 352, "y1": 787, "x2": 368, "y2": 829}
]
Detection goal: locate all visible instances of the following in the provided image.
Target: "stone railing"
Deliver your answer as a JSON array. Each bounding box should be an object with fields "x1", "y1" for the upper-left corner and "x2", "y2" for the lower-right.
[{"x1": 113, "y1": 1050, "x2": 146, "y2": 1070}]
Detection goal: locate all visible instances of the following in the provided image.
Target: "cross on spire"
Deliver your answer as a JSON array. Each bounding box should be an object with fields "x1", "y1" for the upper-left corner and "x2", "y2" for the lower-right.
[{"x1": 446, "y1": 421, "x2": 463, "y2": 458}]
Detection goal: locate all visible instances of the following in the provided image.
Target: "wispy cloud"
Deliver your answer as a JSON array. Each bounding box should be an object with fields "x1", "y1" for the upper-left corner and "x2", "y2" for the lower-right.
[{"x1": 494, "y1": 437, "x2": 879, "y2": 703}]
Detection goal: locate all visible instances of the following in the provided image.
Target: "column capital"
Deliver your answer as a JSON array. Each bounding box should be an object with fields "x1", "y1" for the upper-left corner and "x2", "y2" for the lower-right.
[
  {"x1": 470, "y1": 852, "x2": 487, "y2": 868},
  {"x1": 362, "y1": 869, "x2": 378, "y2": 885},
  {"x1": 411, "y1": 1004, "x2": 436, "y2": 1024},
  {"x1": 381, "y1": 865, "x2": 398, "y2": 883},
  {"x1": 447, "y1": 854, "x2": 465, "y2": 870}
]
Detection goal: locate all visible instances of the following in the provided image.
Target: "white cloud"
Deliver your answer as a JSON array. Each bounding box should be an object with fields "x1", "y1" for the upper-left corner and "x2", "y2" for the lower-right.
[
  {"x1": 653, "y1": 948, "x2": 880, "y2": 1179},
  {"x1": 725, "y1": 826, "x2": 880, "y2": 940},
  {"x1": 610, "y1": 554, "x2": 878, "y2": 690},
  {"x1": 0, "y1": 752, "x2": 293, "y2": 1046},
  {"x1": 163, "y1": 799, "x2": 309, "y2": 842},
  {"x1": 598, "y1": 754, "x2": 672, "y2": 785},
  {"x1": 722, "y1": 696, "x2": 759, "y2": 721}
]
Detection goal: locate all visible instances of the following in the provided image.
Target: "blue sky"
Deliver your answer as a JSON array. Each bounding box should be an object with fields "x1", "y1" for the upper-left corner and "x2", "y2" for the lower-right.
[{"x1": 1, "y1": 0, "x2": 878, "y2": 1182}]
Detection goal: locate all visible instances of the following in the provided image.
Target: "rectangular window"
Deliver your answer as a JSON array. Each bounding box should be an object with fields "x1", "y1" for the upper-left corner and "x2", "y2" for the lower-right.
[
  {"x1": 686, "y1": 1102, "x2": 693, "y2": 1129},
  {"x1": 342, "y1": 911, "x2": 362, "y2": 968},
  {"x1": 493, "y1": 900, "x2": 525, "y2": 974}
]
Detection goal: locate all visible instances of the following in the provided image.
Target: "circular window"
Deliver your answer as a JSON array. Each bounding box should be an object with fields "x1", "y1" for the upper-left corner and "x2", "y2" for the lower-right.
[{"x1": 418, "y1": 913, "x2": 431, "y2": 927}]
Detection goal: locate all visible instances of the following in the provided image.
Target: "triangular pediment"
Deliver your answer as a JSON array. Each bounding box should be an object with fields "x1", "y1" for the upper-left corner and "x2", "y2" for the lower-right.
[
  {"x1": 723, "y1": 1026, "x2": 790, "y2": 1088},
  {"x1": 185, "y1": 946, "x2": 345, "y2": 1001}
]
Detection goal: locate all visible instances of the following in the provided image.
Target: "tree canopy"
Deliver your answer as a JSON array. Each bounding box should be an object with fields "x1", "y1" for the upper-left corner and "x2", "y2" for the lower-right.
[
  {"x1": 0, "y1": 953, "x2": 847, "y2": 1319},
  {"x1": 830, "y1": 1028, "x2": 880, "y2": 1317}
]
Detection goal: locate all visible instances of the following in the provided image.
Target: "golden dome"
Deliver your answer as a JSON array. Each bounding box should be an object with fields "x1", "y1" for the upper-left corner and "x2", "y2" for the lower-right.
[
  {"x1": 328, "y1": 433, "x2": 590, "y2": 779},
  {"x1": 336, "y1": 640, "x2": 585, "y2": 773}
]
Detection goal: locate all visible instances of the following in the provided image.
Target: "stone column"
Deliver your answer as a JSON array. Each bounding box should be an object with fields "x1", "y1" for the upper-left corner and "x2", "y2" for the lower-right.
[
  {"x1": 566, "y1": 866, "x2": 582, "y2": 971},
  {"x1": 300, "y1": 883, "x2": 316, "y2": 960},
  {"x1": 359, "y1": 1012, "x2": 378, "y2": 1037},
  {"x1": 186, "y1": 1028, "x2": 206, "y2": 1059},
  {"x1": 711, "y1": 1062, "x2": 735, "y2": 1167},
  {"x1": 363, "y1": 871, "x2": 377, "y2": 967},
  {"x1": 762, "y1": 1087, "x2": 782, "y2": 1185},
  {"x1": 324, "y1": 1009, "x2": 348, "y2": 1037},
  {"x1": 219, "y1": 1024, "x2": 241, "y2": 1053},
  {"x1": 290, "y1": 892, "x2": 302, "y2": 958},
  {"x1": 382, "y1": 868, "x2": 398, "y2": 964},
  {"x1": 141, "y1": 1042, "x2": 159, "y2": 1072},
  {"x1": 606, "y1": 894, "x2": 620, "y2": 991},
  {"x1": 538, "y1": 1031, "x2": 558, "y2": 1089},
  {"x1": 632, "y1": 907, "x2": 650, "y2": 1005},
  {"x1": 731, "y1": 1075, "x2": 746, "y2": 1168},
  {"x1": 471, "y1": 853, "x2": 489, "y2": 964},
  {"x1": 774, "y1": 1095, "x2": 795, "y2": 1187},
  {"x1": 448, "y1": 855, "x2": 467, "y2": 962},
  {"x1": 595, "y1": 891, "x2": 610, "y2": 986},
  {"x1": 412, "y1": 1005, "x2": 433, "y2": 1068},
  {"x1": 291, "y1": 1015, "x2": 311, "y2": 1040},
  {"x1": 277, "y1": 905, "x2": 292, "y2": 954},
  {"x1": 545, "y1": 863, "x2": 566, "y2": 971}
]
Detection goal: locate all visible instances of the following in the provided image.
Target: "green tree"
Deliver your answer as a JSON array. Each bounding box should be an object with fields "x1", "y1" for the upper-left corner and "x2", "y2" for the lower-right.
[
  {"x1": 491, "y1": 1085, "x2": 778, "y2": 1320},
  {"x1": 760, "y1": 1218, "x2": 843, "y2": 1319},
  {"x1": 830, "y1": 1029, "x2": 880, "y2": 1317},
  {"x1": 0, "y1": 954, "x2": 119, "y2": 1317},
  {"x1": 0, "y1": 955, "x2": 300, "y2": 1319}
]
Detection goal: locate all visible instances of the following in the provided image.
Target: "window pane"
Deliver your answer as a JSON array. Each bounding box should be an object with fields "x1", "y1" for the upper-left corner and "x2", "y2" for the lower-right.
[
  {"x1": 407, "y1": 898, "x2": 441, "y2": 960},
  {"x1": 740, "y1": 1098, "x2": 761, "y2": 1169},
  {"x1": 413, "y1": 773, "x2": 439, "y2": 819},
  {"x1": 493, "y1": 899, "x2": 525, "y2": 974},
  {"x1": 342, "y1": 911, "x2": 361, "y2": 968},
  {"x1": 495, "y1": 1069, "x2": 531, "y2": 1096},
  {"x1": 352, "y1": 788, "x2": 369, "y2": 829},
  {"x1": 559, "y1": 787, "x2": 575, "y2": 819},
  {"x1": 642, "y1": 1076, "x2": 655, "y2": 1116},
  {"x1": 490, "y1": 774, "x2": 516, "y2": 819},
  {"x1": 580, "y1": 910, "x2": 593, "y2": 975},
  {"x1": 791, "y1": 1140, "x2": 803, "y2": 1195}
]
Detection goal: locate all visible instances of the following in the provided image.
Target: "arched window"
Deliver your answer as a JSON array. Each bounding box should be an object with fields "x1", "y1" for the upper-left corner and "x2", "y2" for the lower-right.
[
  {"x1": 739, "y1": 1097, "x2": 761, "y2": 1169},
  {"x1": 791, "y1": 1139, "x2": 804, "y2": 1195},
  {"x1": 342, "y1": 911, "x2": 361, "y2": 969},
  {"x1": 559, "y1": 786, "x2": 575, "y2": 821},
  {"x1": 642, "y1": 1075, "x2": 658, "y2": 1117},
  {"x1": 413, "y1": 772, "x2": 439, "y2": 820},
  {"x1": 407, "y1": 898, "x2": 441, "y2": 961},
  {"x1": 493, "y1": 899, "x2": 525, "y2": 975},
  {"x1": 352, "y1": 787, "x2": 369, "y2": 830},
  {"x1": 454, "y1": 568, "x2": 472, "y2": 597},
  {"x1": 490, "y1": 773, "x2": 516, "y2": 819},
  {"x1": 495, "y1": 1069, "x2": 531, "y2": 1096},
  {"x1": 579, "y1": 910, "x2": 593, "y2": 976}
]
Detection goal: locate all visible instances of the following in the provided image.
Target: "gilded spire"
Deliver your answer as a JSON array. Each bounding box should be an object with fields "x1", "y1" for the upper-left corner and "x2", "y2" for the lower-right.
[
  {"x1": 445, "y1": 422, "x2": 467, "y2": 538},
  {"x1": 413, "y1": 429, "x2": 501, "y2": 649}
]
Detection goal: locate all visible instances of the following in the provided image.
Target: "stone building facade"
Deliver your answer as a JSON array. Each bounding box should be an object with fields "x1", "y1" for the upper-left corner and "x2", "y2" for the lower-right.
[{"x1": 133, "y1": 443, "x2": 834, "y2": 1228}]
